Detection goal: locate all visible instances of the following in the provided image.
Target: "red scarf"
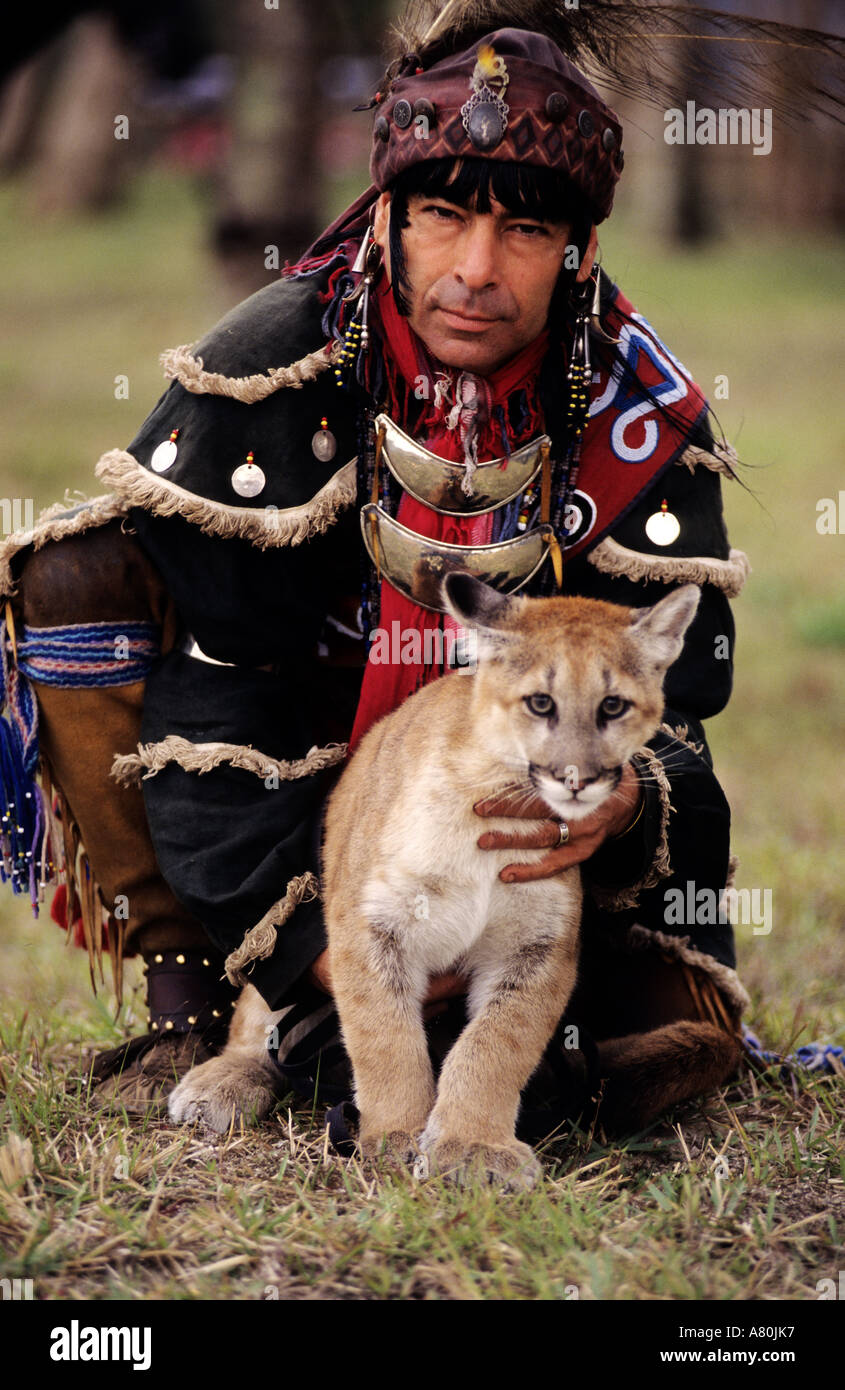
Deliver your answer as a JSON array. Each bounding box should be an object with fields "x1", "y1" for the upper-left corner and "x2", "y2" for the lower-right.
[
  {"x1": 349, "y1": 276, "x2": 707, "y2": 750},
  {"x1": 349, "y1": 279, "x2": 549, "y2": 749}
]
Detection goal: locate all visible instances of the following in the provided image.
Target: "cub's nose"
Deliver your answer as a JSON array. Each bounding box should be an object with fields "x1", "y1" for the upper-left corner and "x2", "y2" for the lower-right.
[{"x1": 550, "y1": 770, "x2": 601, "y2": 793}]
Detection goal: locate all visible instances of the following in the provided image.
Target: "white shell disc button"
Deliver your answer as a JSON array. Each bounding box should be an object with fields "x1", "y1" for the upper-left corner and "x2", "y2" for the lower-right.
[{"x1": 231, "y1": 462, "x2": 266, "y2": 498}]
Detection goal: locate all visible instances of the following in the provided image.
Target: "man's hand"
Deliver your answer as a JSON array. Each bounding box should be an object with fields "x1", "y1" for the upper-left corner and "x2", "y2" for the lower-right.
[
  {"x1": 474, "y1": 763, "x2": 642, "y2": 883},
  {"x1": 307, "y1": 948, "x2": 334, "y2": 995},
  {"x1": 305, "y1": 768, "x2": 641, "y2": 1001}
]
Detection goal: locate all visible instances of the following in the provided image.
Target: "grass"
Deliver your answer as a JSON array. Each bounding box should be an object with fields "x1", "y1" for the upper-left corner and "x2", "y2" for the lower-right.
[
  {"x1": 1, "y1": 1014, "x2": 841, "y2": 1301},
  {"x1": 1, "y1": 164, "x2": 843, "y2": 1303}
]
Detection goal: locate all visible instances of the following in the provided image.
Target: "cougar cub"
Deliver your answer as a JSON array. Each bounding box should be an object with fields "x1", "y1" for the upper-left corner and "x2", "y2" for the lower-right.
[
  {"x1": 169, "y1": 574, "x2": 699, "y2": 1188},
  {"x1": 321, "y1": 574, "x2": 700, "y2": 1188}
]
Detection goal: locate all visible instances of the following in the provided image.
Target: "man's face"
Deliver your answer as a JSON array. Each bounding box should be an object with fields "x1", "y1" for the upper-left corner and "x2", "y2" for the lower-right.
[{"x1": 373, "y1": 186, "x2": 577, "y2": 376}]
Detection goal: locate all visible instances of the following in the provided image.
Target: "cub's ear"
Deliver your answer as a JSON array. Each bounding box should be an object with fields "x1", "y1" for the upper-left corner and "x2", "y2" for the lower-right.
[
  {"x1": 441, "y1": 572, "x2": 515, "y2": 630},
  {"x1": 628, "y1": 585, "x2": 701, "y2": 670},
  {"x1": 441, "y1": 572, "x2": 519, "y2": 664}
]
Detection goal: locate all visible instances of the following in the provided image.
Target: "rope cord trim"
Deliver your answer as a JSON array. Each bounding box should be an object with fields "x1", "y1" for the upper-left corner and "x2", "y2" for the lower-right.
[
  {"x1": 676, "y1": 440, "x2": 739, "y2": 479},
  {"x1": 111, "y1": 735, "x2": 348, "y2": 786},
  {"x1": 225, "y1": 872, "x2": 320, "y2": 987},
  {"x1": 160, "y1": 341, "x2": 342, "y2": 401},
  {"x1": 94, "y1": 450, "x2": 358, "y2": 549},
  {"x1": 587, "y1": 537, "x2": 750, "y2": 597}
]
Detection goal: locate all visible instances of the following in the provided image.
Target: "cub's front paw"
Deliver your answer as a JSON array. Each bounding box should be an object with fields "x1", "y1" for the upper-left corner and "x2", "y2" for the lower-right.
[
  {"x1": 167, "y1": 1056, "x2": 278, "y2": 1132},
  {"x1": 420, "y1": 1137, "x2": 542, "y2": 1191},
  {"x1": 359, "y1": 1128, "x2": 421, "y2": 1167}
]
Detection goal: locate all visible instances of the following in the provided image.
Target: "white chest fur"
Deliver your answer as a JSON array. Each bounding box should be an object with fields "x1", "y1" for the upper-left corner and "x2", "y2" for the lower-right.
[{"x1": 358, "y1": 778, "x2": 575, "y2": 981}]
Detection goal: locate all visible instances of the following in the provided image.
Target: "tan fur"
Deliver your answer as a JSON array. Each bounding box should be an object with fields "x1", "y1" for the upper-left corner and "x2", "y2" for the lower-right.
[
  {"x1": 167, "y1": 983, "x2": 284, "y2": 1130},
  {"x1": 321, "y1": 578, "x2": 701, "y2": 1187},
  {"x1": 169, "y1": 580, "x2": 701, "y2": 1173}
]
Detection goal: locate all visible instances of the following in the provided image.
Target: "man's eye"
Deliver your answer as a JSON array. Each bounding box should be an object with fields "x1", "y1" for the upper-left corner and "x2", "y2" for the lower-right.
[
  {"x1": 425, "y1": 204, "x2": 460, "y2": 221},
  {"x1": 511, "y1": 223, "x2": 548, "y2": 237}
]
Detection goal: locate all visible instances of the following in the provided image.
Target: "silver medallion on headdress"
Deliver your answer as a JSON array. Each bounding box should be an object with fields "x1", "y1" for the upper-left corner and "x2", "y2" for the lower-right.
[{"x1": 461, "y1": 45, "x2": 510, "y2": 151}]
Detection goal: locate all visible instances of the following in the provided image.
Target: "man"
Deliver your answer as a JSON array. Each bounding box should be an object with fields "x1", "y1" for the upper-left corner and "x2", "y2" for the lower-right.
[{"x1": 0, "y1": 21, "x2": 750, "y2": 1132}]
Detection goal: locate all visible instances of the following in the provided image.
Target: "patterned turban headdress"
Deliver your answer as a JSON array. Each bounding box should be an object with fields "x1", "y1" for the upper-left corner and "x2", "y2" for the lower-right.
[{"x1": 301, "y1": 0, "x2": 843, "y2": 260}]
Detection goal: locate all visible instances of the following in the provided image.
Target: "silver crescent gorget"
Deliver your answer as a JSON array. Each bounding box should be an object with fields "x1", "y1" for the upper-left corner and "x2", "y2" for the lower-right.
[
  {"x1": 374, "y1": 412, "x2": 550, "y2": 516},
  {"x1": 358, "y1": 415, "x2": 556, "y2": 613},
  {"x1": 361, "y1": 504, "x2": 553, "y2": 613}
]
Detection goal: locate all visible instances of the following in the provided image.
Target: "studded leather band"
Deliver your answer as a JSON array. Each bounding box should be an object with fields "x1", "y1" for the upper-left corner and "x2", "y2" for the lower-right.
[{"x1": 143, "y1": 948, "x2": 238, "y2": 1037}]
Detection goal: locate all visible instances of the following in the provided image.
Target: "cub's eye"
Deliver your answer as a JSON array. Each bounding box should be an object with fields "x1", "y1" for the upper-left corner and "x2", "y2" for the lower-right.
[
  {"x1": 524, "y1": 693, "x2": 556, "y2": 718},
  {"x1": 599, "y1": 695, "x2": 630, "y2": 720}
]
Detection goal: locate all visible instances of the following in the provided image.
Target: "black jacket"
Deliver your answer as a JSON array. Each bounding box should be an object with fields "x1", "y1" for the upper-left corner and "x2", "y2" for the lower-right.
[{"x1": 98, "y1": 270, "x2": 746, "y2": 1008}]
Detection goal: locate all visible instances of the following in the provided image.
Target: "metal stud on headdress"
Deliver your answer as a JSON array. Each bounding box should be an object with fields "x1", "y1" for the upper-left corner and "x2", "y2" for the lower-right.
[
  {"x1": 645, "y1": 498, "x2": 681, "y2": 546},
  {"x1": 312, "y1": 417, "x2": 337, "y2": 462}
]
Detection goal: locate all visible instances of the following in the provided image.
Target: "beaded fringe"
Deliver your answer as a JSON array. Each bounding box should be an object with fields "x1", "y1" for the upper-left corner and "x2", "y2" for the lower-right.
[{"x1": 53, "y1": 778, "x2": 123, "y2": 1005}]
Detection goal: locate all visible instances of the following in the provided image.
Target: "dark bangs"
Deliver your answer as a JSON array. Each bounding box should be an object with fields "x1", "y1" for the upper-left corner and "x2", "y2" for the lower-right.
[{"x1": 387, "y1": 156, "x2": 593, "y2": 316}]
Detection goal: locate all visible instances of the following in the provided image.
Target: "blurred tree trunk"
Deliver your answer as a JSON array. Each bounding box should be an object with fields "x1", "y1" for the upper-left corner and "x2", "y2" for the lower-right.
[
  {"x1": 673, "y1": 40, "x2": 717, "y2": 245},
  {"x1": 27, "y1": 15, "x2": 137, "y2": 214},
  {"x1": 213, "y1": 0, "x2": 321, "y2": 296},
  {"x1": 0, "y1": 50, "x2": 59, "y2": 174}
]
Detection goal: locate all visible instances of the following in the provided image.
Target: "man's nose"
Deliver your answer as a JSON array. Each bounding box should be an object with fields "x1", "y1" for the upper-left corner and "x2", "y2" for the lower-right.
[{"x1": 453, "y1": 221, "x2": 499, "y2": 292}]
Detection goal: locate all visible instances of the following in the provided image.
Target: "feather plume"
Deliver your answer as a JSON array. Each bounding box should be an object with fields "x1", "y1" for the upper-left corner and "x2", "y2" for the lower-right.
[{"x1": 384, "y1": 1, "x2": 845, "y2": 125}]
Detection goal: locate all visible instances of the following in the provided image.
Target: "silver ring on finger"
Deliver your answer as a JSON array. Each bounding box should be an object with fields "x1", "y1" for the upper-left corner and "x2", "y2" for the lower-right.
[{"x1": 555, "y1": 819, "x2": 570, "y2": 846}]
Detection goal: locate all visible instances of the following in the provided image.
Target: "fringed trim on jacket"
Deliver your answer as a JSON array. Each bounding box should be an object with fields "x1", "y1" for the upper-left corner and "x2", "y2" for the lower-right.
[
  {"x1": 53, "y1": 776, "x2": 124, "y2": 1005},
  {"x1": 626, "y1": 923, "x2": 750, "y2": 1015},
  {"x1": 592, "y1": 744, "x2": 673, "y2": 912},
  {"x1": 111, "y1": 735, "x2": 348, "y2": 786},
  {"x1": 0, "y1": 493, "x2": 128, "y2": 598},
  {"x1": 225, "y1": 872, "x2": 320, "y2": 987},
  {"x1": 587, "y1": 537, "x2": 750, "y2": 597},
  {"x1": 159, "y1": 341, "x2": 341, "y2": 402},
  {"x1": 94, "y1": 449, "x2": 357, "y2": 549}
]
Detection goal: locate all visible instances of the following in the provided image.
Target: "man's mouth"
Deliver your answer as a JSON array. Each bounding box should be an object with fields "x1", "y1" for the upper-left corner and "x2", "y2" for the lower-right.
[{"x1": 435, "y1": 307, "x2": 498, "y2": 332}]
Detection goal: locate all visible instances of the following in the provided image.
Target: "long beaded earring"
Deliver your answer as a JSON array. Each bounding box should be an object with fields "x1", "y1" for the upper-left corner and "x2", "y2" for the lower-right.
[
  {"x1": 556, "y1": 276, "x2": 594, "y2": 545},
  {"x1": 334, "y1": 228, "x2": 380, "y2": 391},
  {"x1": 559, "y1": 268, "x2": 619, "y2": 541}
]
